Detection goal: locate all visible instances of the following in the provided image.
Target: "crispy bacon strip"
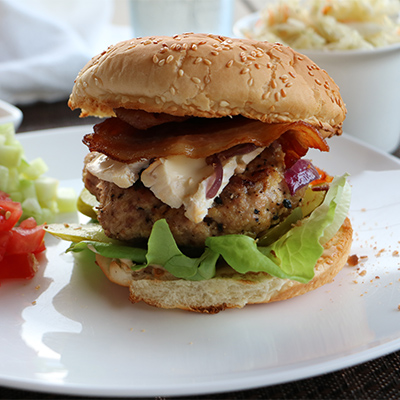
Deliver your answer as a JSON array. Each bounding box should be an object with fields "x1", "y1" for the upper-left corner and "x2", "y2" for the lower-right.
[{"x1": 83, "y1": 116, "x2": 328, "y2": 163}]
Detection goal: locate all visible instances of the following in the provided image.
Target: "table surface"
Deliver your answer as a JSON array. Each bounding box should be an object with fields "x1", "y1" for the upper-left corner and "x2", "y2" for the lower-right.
[{"x1": 2, "y1": 0, "x2": 400, "y2": 396}]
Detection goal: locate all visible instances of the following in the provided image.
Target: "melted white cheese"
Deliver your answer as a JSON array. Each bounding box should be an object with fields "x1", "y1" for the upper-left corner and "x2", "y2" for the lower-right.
[
  {"x1": 86, "y1": 153, "x2": 149, "y2": 189},
  {"x1": 87, "y1": 147, "x2": 264, "y2": 224},
  {"x1": 141, "y1": 147, "x2": 265, "y2": 223}
]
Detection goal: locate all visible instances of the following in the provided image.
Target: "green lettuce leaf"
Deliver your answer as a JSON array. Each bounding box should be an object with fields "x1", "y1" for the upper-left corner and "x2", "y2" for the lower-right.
[
  {"x1": 67, "y1": 241, "x2": 147, "y2": 265},
  {"x1": 145, "y1": 219, "x2": 219, "y2": 280}
]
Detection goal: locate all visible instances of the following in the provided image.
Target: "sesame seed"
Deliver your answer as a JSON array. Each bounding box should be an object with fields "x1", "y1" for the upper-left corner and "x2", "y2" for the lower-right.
[
  {"x1": 5, "y1": 211, "x2": 11, "y2": 220},
  {"x1": 240, "y1": 67, "x2": 250, "y2": 74},
  {"x1": 285, "y1": 82, "x2": 293, "y2": 87},
  {"x1": 315, "y1": 78, "x2": 322, "y2": 85},
  {"x1": 198, "y1": 40, "x2": 207, "y2": 45},
  {"x1": 239, "y1": 45, "x2": 247, "y2": 51},
  {"x1": 262, "y1": 92, "x2": 271, "y2": 100},
  {"x1": 203, "y1": 58, "x2": 212, "y2": 65},
  {"x1": 289, "y1": 71, "x2": 296, "y2": 78},
  {"x1": 275, "y1": 92, "x2": 280, "y2": 101},
  {"x1": 280, "y1": 74, "x2": 288, "y2": 82},
  {"x1": 166, "y1": 55, "x2": 174, "y2": 64},
  {"x1": 191, "y1": 44, "x2": 198, "y2": 51},
  {"x1": 192, "y1": 77, "x2": 201, "y2": 84},
  {"x1": 178, "y1": 69, "x2": 184, "y2": 77},
  {"x1": 182, "y1": 43, "x2": 188, "y2": 50},
  {"x1": 254, "y1": 63, "x2": 261, "y2": 69},
  {"x1": 152, "y1": 54, "x2": 159, "y2": 64},
  {"x1": 271, "y1": 80, "x2": 277, "y2": 89},
  {"x1": 226, "y1": 60, "x2": 234, "y2": 68},
  {"x1": 204, "y1": 75, "x2": 211, "y2": 84},
  {"x1": 210, "y1": 51, "x2": 219, "y2": 56},
  {"x1": 248, "y1": 78, "x2": 254, "y2": 86},
  {"x1": 308, "y1": 71, "x2": 314, "y2": 76},
  {"x1": 170, "y1": 87, "x2": 176, "y2": 95},
  {"x1": 139, "y1": 97, "x2": 146, "y2": 104},
  {"x1": 280, "y1": 89, "x2": 287, "y2": 97},
  {"x1": 194, "y1": 57, "x2": 203, "y2": 64},
  {"x1": 266, "y1": 62, "x2": 272, "y2": 68},
  {"x1": 220, "y1": 100, "x2": 230, "y2": 107},
  {"x1": 158, "y1": 59, "x2": 165, "y2": 66}
]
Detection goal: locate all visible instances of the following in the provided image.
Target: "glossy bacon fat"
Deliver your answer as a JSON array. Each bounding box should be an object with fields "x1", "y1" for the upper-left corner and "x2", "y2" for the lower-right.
[{"x1": 83, "y1": 114, "x2": 329, "y2": 164}]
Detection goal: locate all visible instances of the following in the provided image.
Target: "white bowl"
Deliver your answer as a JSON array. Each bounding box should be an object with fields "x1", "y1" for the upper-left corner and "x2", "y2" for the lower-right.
[
  {"x1": 234, "y1": 13, "x2": 400, "y2": 153},
  {"x1": 0, "y1": 99, "x2": 23, "y2": 130}
]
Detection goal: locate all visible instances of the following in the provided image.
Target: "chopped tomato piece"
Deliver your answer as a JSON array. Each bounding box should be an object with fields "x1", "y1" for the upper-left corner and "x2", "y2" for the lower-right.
[
  {"x1": 0, "y1": 231, "x2": 12, "y2": 262},
  {"x1": 0, "y1": 253, "x2": 38, "y2": 280},
  {"x1": 0, "y1": 191, "x2": 11, "y2": 201},
  {"x1": 0, "y1": 192, "x2": 46, "y2": 284},
  {"x1": 6, "y1": 224, "x2": 46, "y2": 255},
  {"x1": 19, "y1": 217, "x2": 38, "y2": 229},
  {"x1": 0, "y1": 199, "x2": 23, "y2": 231}
]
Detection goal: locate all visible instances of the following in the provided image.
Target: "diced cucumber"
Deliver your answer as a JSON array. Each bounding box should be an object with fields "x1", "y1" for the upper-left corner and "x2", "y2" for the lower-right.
[
  {"x1": 22, "y1": 197, "x2": 42, "y2": 219},
  {"x1": 0, "y1": 123, "x2": 16, "y2": 144},
  {"x1": 40, "y1": 207, "x2": 55, "y2": 224},
  {"x1": 8, "y1": 191, "x2": 23, "y2": 203},
  {"x1": 0, "y1": 165, "x2": 9, "y2": 191},
  {"x1": 6, "y1": 168, "x2": 19, "y2": 192},
  {"x1": 57, "y1": 187, "x2": 78, "y2": 213},
  {"x1": 19, "y1": 179, "x2": 37, "y2": 200},
  {"x1": 0, "y1": 122, "x2": 77, "y2": 222},
  {"x1": 34, "y1": 177, "x2": 59, "y2": 205},
  {"x1": 22, "y1": 158, "x2": 48, "y2": 180},
  {"x1": 0, "y1": 144, "x2": 22, "y2": 168}
]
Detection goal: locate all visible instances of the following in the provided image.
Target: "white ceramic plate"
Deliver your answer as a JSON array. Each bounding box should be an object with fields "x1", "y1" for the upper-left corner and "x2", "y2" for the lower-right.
[
  {"x1": 1, "y1": 126, "x2": 400, "y2": 398},
  {"x1": 0, "y1": 99, "x2": 23, "y2": 129}
]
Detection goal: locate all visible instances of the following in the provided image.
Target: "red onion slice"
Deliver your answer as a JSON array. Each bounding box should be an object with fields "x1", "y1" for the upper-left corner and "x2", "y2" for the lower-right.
[
  {"x1": 284, "y1": 159, "x2": 320, "y2": 195},
  {"x1": 206, "y1": 155, "x2": 223, "y2": 199}
]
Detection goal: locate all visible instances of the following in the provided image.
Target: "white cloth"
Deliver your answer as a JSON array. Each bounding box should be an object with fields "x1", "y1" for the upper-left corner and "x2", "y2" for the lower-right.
[{"x1": 0, "y1": 0, "x2": 130, "y2": 105}]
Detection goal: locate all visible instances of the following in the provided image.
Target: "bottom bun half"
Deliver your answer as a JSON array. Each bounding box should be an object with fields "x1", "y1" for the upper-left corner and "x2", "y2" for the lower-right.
[{"x1": 96, "y1": 217, "x2": 353, "y2": 314}]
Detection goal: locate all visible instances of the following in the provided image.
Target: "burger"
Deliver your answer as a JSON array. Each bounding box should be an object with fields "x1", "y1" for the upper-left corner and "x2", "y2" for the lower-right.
[{"x1": 57, "y1": 33, "x2": 352, "y2": 313}]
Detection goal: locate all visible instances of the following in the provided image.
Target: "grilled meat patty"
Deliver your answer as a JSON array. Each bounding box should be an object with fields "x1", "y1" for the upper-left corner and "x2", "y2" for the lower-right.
[{"x1": 83, "y1": 142, "x2": 305, "y2": 247}]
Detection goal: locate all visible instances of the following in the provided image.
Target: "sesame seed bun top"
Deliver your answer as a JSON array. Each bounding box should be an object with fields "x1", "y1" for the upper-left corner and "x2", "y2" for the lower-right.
[{"x1": 69, "y1": 33, "x2": 346, "y2": 137}]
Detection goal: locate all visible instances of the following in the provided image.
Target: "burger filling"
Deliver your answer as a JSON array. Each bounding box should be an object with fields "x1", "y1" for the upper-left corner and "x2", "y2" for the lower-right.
[{"x1": 81, "y1": 110, "x2": 327, "y2": 247}]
